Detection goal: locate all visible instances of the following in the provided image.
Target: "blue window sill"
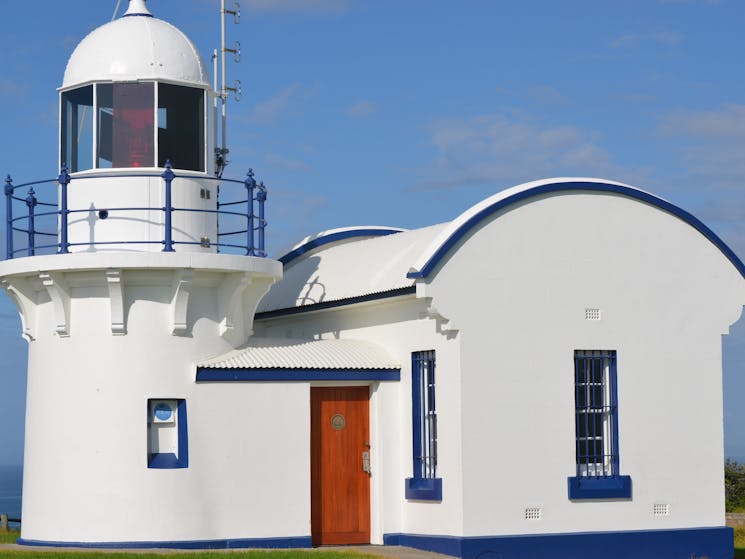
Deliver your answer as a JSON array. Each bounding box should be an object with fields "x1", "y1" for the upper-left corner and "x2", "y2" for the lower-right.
[
  {"x1": 405, "y1": 477, "x2": 442, "y2": 501},
  {"x1": 148, "y1": 452, "x2": 188, "y2": 469},
  {"x1": 568, "y1": 475, "x2": 632, "y2": 500}
]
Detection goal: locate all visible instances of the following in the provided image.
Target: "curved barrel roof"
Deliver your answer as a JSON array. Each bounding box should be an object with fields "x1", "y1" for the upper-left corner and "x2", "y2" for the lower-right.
[{"x1": 258, "y1": 177, "x2": 745, "y2": 315}]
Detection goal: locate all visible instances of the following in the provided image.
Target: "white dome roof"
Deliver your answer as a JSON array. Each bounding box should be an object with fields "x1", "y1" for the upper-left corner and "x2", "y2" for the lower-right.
[{"x1": 62, "y1": 0, "x2": 209, "y2": 89}]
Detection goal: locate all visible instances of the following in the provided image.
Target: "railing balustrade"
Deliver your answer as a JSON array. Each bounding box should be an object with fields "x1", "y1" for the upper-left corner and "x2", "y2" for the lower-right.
[{"x1": 3, "y1": 161, "x2": 268, "y2": 259}]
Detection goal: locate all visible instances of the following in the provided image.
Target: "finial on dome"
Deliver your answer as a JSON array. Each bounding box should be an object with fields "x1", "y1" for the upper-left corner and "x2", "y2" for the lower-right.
[{"x1": 123, "y1": 0, "x2": 152, "y2": 17}]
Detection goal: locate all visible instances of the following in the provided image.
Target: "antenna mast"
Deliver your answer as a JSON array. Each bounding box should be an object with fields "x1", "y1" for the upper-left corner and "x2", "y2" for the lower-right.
[{"x1": 216, "y1": 0, "x2": 241, "y2": 177}]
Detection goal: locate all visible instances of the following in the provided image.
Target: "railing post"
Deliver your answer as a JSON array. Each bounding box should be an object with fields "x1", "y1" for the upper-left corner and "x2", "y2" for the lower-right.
[
  {"x1": 58, "y1": 164, "x2": 70, "y2": 253},
  {"x1": 244, "y1": 169, "x2": 256, "y2": 256},
  {"x1": 257, "y1": 181, "x2": 267, "y2": 257},
  {"x1": 5, "y1": 175, "x2": 14, "y2": 260},
  {"x1": 162, "y1": 160, "x2": 175, "y2": 252},
  {"x1": 25, "y1": 188, "x2": 37, "y2": 257}
]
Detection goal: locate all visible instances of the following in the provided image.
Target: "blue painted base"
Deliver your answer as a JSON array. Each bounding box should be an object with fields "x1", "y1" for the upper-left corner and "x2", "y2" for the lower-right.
[
  {"x1": 405, "y1": 477, "x2": 443, "y2": 501},
  {"x1": 17, "y1": 536, "x2": 312, "y2": 550},
  {"x1": 384, "y1": 527, "x2": 734, "y2": 559},
  {"x1": 567, "y1": 474, "x2": 632, "y2": 499}
]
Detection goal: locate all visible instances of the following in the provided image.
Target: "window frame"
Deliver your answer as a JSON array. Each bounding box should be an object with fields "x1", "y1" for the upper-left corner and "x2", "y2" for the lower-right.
[
  {"x1": 568, "y1": 350, "x2": 631, "y2": 499},
  {"x1": 147, "y1": 398, "x2": 189, "y2": 469},
  {"x1": 405, "y1": 349, "x2": 442, "y2": 501},
  {"x1": 59, "y1": 82, "x2": 207, "y2": 173}
]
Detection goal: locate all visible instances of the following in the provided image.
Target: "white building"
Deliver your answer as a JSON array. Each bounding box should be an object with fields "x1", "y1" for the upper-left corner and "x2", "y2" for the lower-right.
[{"x1": 1, "y1": 2, "x2": 743, "y2": 558}]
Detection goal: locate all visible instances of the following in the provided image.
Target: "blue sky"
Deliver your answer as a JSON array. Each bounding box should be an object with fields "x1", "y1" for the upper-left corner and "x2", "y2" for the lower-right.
[{"x1": 0, "y1": 0, "x2": 744, "y2": 464}]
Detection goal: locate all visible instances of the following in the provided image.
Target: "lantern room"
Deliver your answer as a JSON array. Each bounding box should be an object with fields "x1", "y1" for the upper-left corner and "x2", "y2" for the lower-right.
[
  {"x1": 60, "y1": 0, "x2": 213, "y2": 175},
  {"x1": 51, "y1": 0, "x2": 230, "y2": 253},
  {"x1": 61, "y1": 81, "x2": 206, "y2": 172}
]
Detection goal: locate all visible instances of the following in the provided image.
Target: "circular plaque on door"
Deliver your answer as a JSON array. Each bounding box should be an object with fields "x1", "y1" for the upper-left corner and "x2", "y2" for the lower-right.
[{"x1": 330, "y1": 413, "x2": 346, "y2": 430}]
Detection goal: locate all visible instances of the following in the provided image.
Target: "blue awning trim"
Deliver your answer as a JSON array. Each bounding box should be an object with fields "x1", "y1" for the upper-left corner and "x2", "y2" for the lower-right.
[{"x1": 196, "y1": 367, "x2": 401, "y2": 382}]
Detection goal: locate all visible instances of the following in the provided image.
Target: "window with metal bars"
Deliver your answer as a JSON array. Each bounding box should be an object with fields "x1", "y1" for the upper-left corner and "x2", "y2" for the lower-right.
[
  {"x1": 405, "y1": 350, "x2": 442, "y2": 500},
  {"x1": 574, "y1": 350, "x2": 617, "y2": 476},
  {"x1": 568, "y1": 350, "x2": 631, "y2": 500}
]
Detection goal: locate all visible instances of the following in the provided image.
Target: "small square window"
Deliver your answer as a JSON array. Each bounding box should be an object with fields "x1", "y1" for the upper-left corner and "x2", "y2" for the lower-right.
[{"x1": 147, "y1": 398, "x2": 188, "y2": 469}]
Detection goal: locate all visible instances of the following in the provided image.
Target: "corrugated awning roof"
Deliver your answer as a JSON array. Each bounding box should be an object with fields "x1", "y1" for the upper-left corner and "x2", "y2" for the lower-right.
[{"x1": 197, "y1": 337, "x2": 400, "y2": 370}]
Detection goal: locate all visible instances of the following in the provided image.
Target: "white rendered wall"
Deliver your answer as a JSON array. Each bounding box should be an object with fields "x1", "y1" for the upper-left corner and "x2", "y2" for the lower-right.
[
  {"x1": 419, "y1": 192, "x2": 745, "y2": 537},
  {"x1": 66, "y1": 173, "x2": 217, "y2": 253},
  {"x1": 0, "y1": 253, "x2": 297, "y2": 544},
  {"x1": 256, "y1": 297, "x2": 465, "y2": 541}
]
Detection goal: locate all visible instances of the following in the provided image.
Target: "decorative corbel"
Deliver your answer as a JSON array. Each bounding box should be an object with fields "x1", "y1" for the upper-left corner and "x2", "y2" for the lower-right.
[
  {"x1": 217, "y1": 272, "x2": 252, "y2": 341},
  {"x1": 0, "y1": 277, "x2": 38, "y2": 342},
  {"x1": 106, "y1": 269, "x2": 125, "y2": 335},
  {"x1": 415, "y1": 282, "x2": 458, "y2": 336},
  {"x1": 39, "y1": 272, "x2": 71, "y2": 337},
  {"x1": 170, "y1": 269, "x2": 194, "y2": 336}
]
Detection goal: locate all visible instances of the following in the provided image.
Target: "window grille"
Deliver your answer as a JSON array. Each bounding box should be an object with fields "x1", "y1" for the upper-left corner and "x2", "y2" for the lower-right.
[
  {"x1": 412, "y1": 350, "x2": 437, "y2": 480},
  {"x1": 574, "y1": 350, "x2": 618, "y2": 478},
  {"x1": 524, "y1": 507, "x2": 542, "y2": 520}
]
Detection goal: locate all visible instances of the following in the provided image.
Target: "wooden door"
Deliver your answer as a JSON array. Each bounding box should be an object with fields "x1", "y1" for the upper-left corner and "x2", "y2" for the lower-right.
[{"x1": 310, "y1": 386, "x2": 371, "y2": 545}]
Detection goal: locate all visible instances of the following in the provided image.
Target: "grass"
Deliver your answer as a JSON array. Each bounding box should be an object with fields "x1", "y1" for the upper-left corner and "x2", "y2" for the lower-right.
[
  {"x1": 0, "y1": 534, "x2": 379, "y2": 559},
  {"x1": 0, "y1": 554, "x2": 376, "y2": 559},
  {"x1": 0, "y1": 532, "x2": 19, "y2": 545},
  {"x1": 735, "y1": 526, "x2": 745, "y2": 559}
]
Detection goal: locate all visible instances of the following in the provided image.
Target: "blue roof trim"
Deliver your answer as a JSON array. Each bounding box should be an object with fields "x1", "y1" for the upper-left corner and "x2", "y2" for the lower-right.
[
  {"x1": 279, "y1": 228, "x2": 404, "y2": 265},
  {"x1": 407, "y1": 181, "x2": 745, "y2": 280},
  {"x1": 196, "y1": 368, "x2": 401, "y2": 382}
]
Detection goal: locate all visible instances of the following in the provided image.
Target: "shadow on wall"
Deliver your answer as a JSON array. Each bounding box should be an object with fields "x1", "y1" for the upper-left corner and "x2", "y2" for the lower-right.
[
  {"x1": 290, "y1": 256, "x2": 326, "y2": 307},
  {"x1": 724, "y1": 305, "x2": 745, "y2": 461}
]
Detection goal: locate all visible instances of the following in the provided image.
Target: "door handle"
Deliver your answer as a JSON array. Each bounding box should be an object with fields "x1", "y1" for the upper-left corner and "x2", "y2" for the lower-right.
[{"x1": 362, "y1": 450, "x2": 371, "y2": 475}]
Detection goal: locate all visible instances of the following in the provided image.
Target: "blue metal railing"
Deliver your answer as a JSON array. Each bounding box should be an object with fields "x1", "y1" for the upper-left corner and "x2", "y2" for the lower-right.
[{"x1": 3, "y1": 161, "x2": 268, "y2": 259}]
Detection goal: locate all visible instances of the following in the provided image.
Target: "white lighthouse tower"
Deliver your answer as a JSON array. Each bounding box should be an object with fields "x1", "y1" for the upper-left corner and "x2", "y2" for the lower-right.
[{"x1": 0, "y1": 0, "x2": 283, "y2": 546}]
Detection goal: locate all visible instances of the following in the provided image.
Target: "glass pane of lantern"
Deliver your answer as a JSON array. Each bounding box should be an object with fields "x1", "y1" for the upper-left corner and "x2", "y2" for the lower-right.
[
  {"x1": 158, "y1": 84, "x2": 205, "y2": 172},
  {"x1": 97, "y1": 83, "x2": 155, "y2": 168},
  {"x1": 61, "y1": 85, "x2": 94, "y2": 173}
]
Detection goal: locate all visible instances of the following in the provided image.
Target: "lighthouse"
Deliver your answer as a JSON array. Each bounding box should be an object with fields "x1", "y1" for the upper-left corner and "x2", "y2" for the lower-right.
[
  {"x1": 0, "y1": 0, "x2": 285, "y2": 546},
  {"x1": 3, "y1": 1, "x2": 745, "y2": 557}
]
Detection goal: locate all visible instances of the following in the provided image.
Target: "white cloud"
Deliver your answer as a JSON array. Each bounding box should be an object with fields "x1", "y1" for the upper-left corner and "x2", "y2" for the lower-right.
[
  {"x1": 659, "y1": 0, "x2": 719, "y2": 4},
  {"x1": 657, "y1": 104, "x2": 745, "y2": 257},
  {"x1": 0, "y1": 79, "x2": 24, "y2": 101},
  {"x1": 652, "y1": 31, "x2": 684, "y2": 46},
  {"x1": 264, "y1": 152, "x2": 311, "y2": 172},
  {"x1": 660, "y1": 104, "x2": 745, "y2": 141},
  {"x1": 268, "y1": 188, "x2": 329, "y2": 255},
  {"x1": 659, "y1": 104, "x2": 745, "y2": 188},
  {"x1": 611, "y1": 31, "x2": 683, "y2": 49},
  {"x1": 244, "y1": 0, "x2": 350, "y2": 13},
  {"x1": 525, "y1": 85, "x2": 566, "y2": 105},
  {"x1": 611, "y1": 34, "x2": 640, "y2": 49},
  {"x1": 248, "y1": 83, "x2": 316, "y2": 124},
  {"x1": 419, "y1": 114, "x2": 640, "y2": 190},
  {"x1": 345, "y1": 100, "x2": 377, "y2": 118}
]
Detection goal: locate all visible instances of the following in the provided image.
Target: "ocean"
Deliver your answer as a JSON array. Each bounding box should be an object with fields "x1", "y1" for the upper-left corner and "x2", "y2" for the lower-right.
[{"x1": 0, "y1": 464, "x2": 22, "y2": 525}]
